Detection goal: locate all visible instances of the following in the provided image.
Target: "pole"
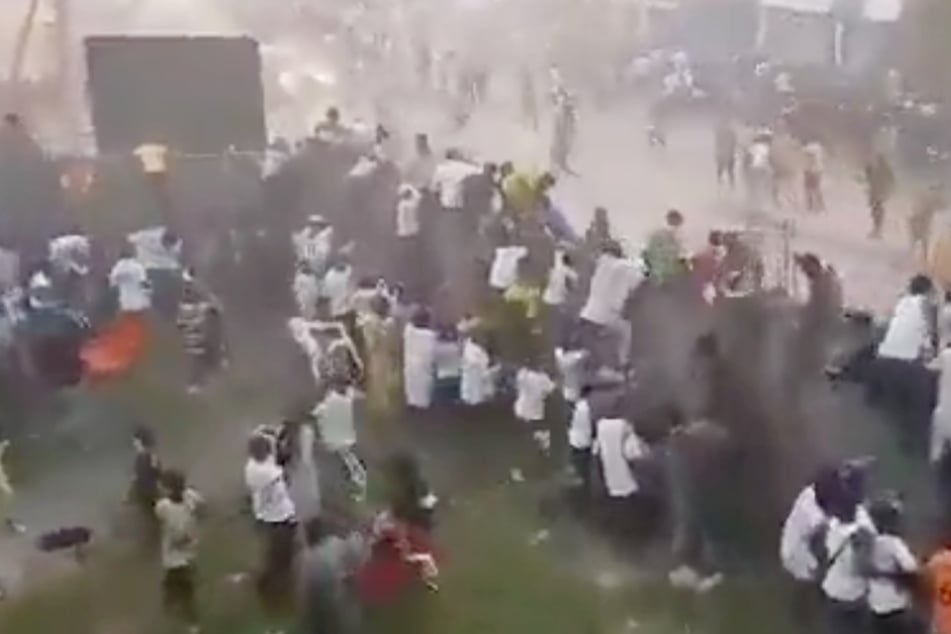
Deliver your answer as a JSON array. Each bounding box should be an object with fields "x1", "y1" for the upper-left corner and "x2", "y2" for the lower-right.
[{"x1": 9, "y1": 0, "x2": 42, "y2": 92}]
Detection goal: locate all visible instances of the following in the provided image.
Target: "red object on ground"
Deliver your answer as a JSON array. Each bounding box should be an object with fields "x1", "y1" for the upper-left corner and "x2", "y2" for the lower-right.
[
  {"x1": 80, "y1": 312, "x2": 147, "y2": 380},
  {"x1": 356, "y1": 523, "x2": 438, "y2": 605}
]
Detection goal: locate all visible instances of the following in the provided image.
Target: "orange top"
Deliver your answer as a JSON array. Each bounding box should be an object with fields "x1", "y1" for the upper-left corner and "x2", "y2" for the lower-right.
[{"x1": 928, "y1": 549, "x2": 951, "y2": 634}]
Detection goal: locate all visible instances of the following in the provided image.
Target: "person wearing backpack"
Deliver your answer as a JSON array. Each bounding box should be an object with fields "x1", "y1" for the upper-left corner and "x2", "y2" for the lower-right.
[
  {"x1": 867, "y1": 497, "x2": 920, "y2": 634},
  {"x1": 820, "y1": 491, "x2": 875, "y2": 634}
]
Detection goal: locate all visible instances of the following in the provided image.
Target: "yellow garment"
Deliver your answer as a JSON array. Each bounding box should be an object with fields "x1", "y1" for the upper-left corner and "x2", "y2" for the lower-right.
[
  {"x1": 504, "y1": 283, "x2": 542, "y2": 320},
  {"x1": 502, "y1": 171, "x2": 541, "y2": 217},
  {"x1": 361, "y1": 315, "x2": 399, "y2": 419}
]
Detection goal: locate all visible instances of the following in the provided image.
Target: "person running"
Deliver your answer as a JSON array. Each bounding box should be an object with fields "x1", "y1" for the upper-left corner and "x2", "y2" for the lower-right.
[
  {"x1": 714, "y1": 117, "x2": 737, "y2": 188},
  {"x1": 866, "y1": 153, "x2": 896, "y2": 239},
  {"x1": 155, "y1": 469, "x2": 203, "y2": 634}
]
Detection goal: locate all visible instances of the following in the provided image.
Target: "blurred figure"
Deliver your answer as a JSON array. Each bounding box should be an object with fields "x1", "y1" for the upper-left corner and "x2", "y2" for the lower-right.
[
  {"x1": 714, "y1": 117, "x2": 737, "y2": 188},
  {"x1": 803, "y1": 139, "x2": 826, "y2": 212},
  {"x1": 866, "y1": 153, "x2": 896, "y2": 239}
]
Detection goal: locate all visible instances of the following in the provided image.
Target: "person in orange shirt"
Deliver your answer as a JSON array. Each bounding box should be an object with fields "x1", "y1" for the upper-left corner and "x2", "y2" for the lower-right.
[{"x1": 928, "y1": 538, "x2": 951, "y2": 634}]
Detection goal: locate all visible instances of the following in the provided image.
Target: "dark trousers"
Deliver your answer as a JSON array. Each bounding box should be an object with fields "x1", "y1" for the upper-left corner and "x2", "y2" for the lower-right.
[
  {"x1": 163, "y1": 565, "x2": 198, "y2": 623},
  {"x1": 824, "y1": 598, "x2": 866, "y2": 634},
  {"x1": 257, "y1": 520, "x2": 297, "y2": 615},
  {"x1": 570, "y1": 446, "x2": 592, "y2": 494},
  {"x1": 805, "y1": 171, "x2": 825, "y2": 211},
  {"x1": 872, "y1": 610, "x2": 918, "y2": 634}
]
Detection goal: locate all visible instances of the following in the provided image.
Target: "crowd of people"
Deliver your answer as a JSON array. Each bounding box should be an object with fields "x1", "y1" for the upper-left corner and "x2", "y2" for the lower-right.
[{"x1": 2, "y1": 48, "x2": 951, "y2": 634}]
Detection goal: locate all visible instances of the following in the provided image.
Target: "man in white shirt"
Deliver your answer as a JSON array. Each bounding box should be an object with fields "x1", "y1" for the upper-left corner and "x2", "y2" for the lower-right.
[
  {"x1": 877, "y1": 275, "x2": 934, "y2": 362},
  {"x1": 110, "y1": 249, "x2": 151, "y2": 313},
  {"x1": 567, "y1": 386, "x2": 594, "y2": 492},
  {"x1": 867, "y1": 498, "x2": 918, "y2": 630},
  {"x1": 293, "y1": 215, "x2": 334, "y2": 275},
  {"x1": 514, "y1": 364, "x2": 556, "y2": 424},
  {"x1": 431, "y1": 150, "x2": 480, "y2": 212},
  {"x1": 489, "y1": 245, "x2": 528, "y2": 292},
  {"x1": 244, "y1": 432, "x2": 297, "y2": 630},
  {"x1": 555, "y1": 344, "x2": 587, "y2": 403},
  {"x1": 128, "y1": 227, "x2": 182, "y2": 319},
  {"x1": 292, "y1": 263, "x2": 321, "y2": 320},
  {"x1": 874, "y1": 275, "x2": 936, "y2": 429},
  {"x1": 543, "y1": 250, "x2": 578, "y2": 307},
  {"x1": 312, "y1": 382, "x2": 366, "y2": 501},
  {"x1": 581, "y1": 244, "x2": 642, "y2": 366},
  {"x1": 395, "y1": 185, "x2": 422, "y2": 292},
  {"x1": 321, "y1": 260, "x2": 354, "y2": 320}
]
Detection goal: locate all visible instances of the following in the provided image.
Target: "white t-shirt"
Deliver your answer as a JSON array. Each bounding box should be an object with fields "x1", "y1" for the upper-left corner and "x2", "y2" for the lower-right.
[
  {"x1": 514, "y1": 368, "x2": 555, "y2": 422},
  {"x1": 49, "y1": 234, "x2": 91, "y2": 275},
  {"x1": 313, "y1": 388, "x2": 358, "y2": 452},
  {"x1": 822, "y1": 518, "x2": 872, "y2": 603},
  {"x1": 129, "y1": 227, "x2": 181, "y2": 271},
  {"x1": 432, "y1": 159, "x2": 480, "y2": 209},
  {"x1": 489, "y1": 246, "x2": 528, "y2": 291},
  {"x1": 460, "y1": 338, "x2": 493, "y2": 405},
  {"x1": 396, "y1": 191, "x2": 421, "y2": 238},
  {"x1": 321, "y1": 266, "x2": 353, "y2": 317},
  {"x1": 293, "y1": 271, "x2": 321, "y2": 318},
  {"x1": 878, "y1": 295, "x2": 931, "y2": 361},
  {"x1": 780, "y1": 485, "x2": 827, "y2": 581},
  {"x1": 594, "y1": 417, "x2": 647, "y2": 498},
  {"x1": 749, "y1": 142, "x2": 771, "y2": 170},
  {"x1": 294, "y1": 227, "x2": 334, "y2": 269},
  {"x1": 543, "y1": 256, "x2": 578, "y2": 306},
  {"x1": 109, "y1": 257, "x2": 150, "y2": 312},
  {"x1": 581, "y1": 254, "x2": 642, "y2": 326},
  {"x1": 134, "y1": 143, "x2": 168, "y2": 174},
  {"x1": 868, "y1": 534, "x2": 918, "y2": 615},
  {"x1": 568, "y1": 399, "x2": 593, "y2": 450},
  {"x1": 555, "y1": 348, "x2": 587, "y2": 402},
  {"x1": 244, "y1": 456, "x2": 296, "y2": 524}
]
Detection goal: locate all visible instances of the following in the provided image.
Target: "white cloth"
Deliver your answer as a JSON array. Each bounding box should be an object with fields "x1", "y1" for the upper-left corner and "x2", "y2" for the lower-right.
[
  {"x1": 593, "y1": 418, "x2": 648, "y2": 498},
  {"x1": 821, "y1": 519, "x2": 871, "y2": 603},
  {"x1": 432, "y1": 159, "x2": 479, "y2": 209},
  {"x1": 489, "y1": 246, "x2": 528, "y2": 291},
  {"x1": 514, "y1": 368, "x2": 555, "y2": 422},
  {"x1": 244, "y1": 456, "x2": 296, "y2": 524},
  {"x1": 396, "y1": 190, "x2": 421, "y2": 237},
  {"x1": 749, "y1": 142, "x2": 771, "y2": 170},
  {"x1": 555, "y1": 348, "x2": 587, "y2": 402},
  {"x1": 403, "y1": 324, "x2": 437, "y2": 408},
  {"x1": 321, "y1": 266, "x2": 353, "y2": 317},
  {"x1": 543, "y1": 256, "x2": 578, "y2": 306},
  {"x1": 868, "y1": 534, "x2": 917, "y2": 614},
  {"x1": 932, "y1": 347, "x2": 951, "y2": 463},
  {"x1": 128, "y1": 227, "x2": 181, "y2": 271},
  {"x1": 49, "y1": 234, "x2": 91, "y2": 276},
  {"x1": 294, "y1": 226, "x2": 334, "y2": 270},
  {"x1": 878, "y1": 295, "x2": 931, "y2": 361},
  {"x1": 287, "y1": 423, "x2": 321, "y2": 520},
  {"x1": 803, "y1": 142, "x2": 825, "y2": 174},
  {"x1": 434, "y1": 340, "x2": 462, "y2": 379},
  {"x1": 313, "y1": 388, "x2": 358, "y2": 452},
  {"x1": 460, "y1": 339, "x2": 493, "y2": 405},
  {"x1": 568, "y1": 399, "x2": 593, "y2": 450},
  {"x1": 581, "y1": 254, "x2": 643, "y2": 326},
  {"x1": 293, "y1": 271, "x2": 321, "y2": 319},
  {"x1": 109, "y1": 257, "x2": 150, "y2": 312},
  {"x1": 780, "y1": 485, "x2": 827, "y2": 581},
  {"x1": 134, "y1": 143, "x2": 168, "y2": 174}
]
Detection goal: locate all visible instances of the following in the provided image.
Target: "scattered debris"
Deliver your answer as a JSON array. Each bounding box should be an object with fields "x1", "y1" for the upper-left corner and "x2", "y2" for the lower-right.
[
  {"x1": 529, "y1": 529, "x2": 550, "y2": 546},
  {"x1": 509, "y1": 468, "x2": 525, "y2": 483}
]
